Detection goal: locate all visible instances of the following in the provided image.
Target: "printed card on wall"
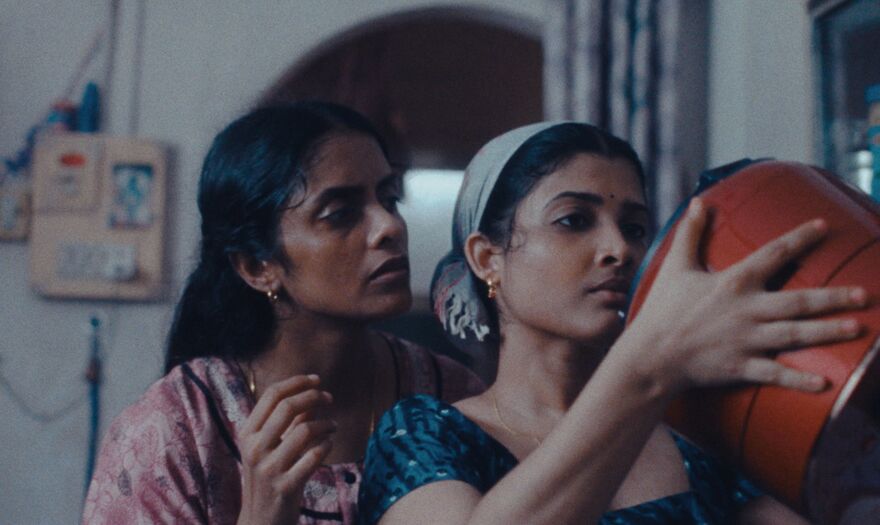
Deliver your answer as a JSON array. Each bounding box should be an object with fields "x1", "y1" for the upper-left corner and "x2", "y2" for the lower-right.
[
  {"x1": 29, "y1": 134, "x2": 167, "y2": 300},
  {"x1": 109, "y1": 163, "x2": 153, "y2": 228},
  {"x1": 32, "y1": 136, "x2": 102, "y2": 214}
]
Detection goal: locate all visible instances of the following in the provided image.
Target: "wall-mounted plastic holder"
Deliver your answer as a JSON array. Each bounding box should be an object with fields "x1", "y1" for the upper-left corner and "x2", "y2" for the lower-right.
[{"x1": 29, "y1": 133, "x2": 167, "y2": 300}]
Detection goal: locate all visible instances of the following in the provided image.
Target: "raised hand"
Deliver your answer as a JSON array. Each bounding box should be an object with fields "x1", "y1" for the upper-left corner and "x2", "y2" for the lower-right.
[
  {"x1": 626, "y1": 197, "x2": 867, "y2": 393},
  {"x1": 236, "y1": 374, "x2": 336, "y2": 525}
]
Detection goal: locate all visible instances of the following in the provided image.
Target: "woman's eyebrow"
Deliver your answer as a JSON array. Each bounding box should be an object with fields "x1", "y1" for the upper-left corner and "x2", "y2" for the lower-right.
[
  {"x1": 309, "y1": 173, "x2": 399, "y2": 208},
  {"x1": 312, "y1": 186, "x2": 364, "y2": 208},
  {"x1": 376, "y1": 172, "x2": 402, "y2": 191},
  {"x1": 544, "y1": 191, "x2": 603, "y2": 209},
  {"x1": 545, "y1": 191, "x2": 649, "y2": 215}
]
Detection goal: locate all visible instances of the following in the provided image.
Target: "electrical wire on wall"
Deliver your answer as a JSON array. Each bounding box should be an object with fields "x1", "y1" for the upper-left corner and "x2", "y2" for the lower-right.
[
  {"x1": 0, "y1": 0, "x2": 119, "y2": 500},
  {"x1": 0, "y1": 25, "x2": 106, "y2": 185},
  {"x1": 3, "y1": 0, "x2": 153, "y2": 509},
  {"x1": 84, "y1": 315, "x2": 103, "y2": 494},
  {"x1": 0, "y1": 313, "x2": 104, "y2": 494},
  {"x1": 0, "y1": 362, "x2": 88, "y2": 423}
]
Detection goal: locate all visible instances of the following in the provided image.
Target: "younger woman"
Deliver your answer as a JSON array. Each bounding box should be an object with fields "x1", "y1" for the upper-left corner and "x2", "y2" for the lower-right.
[{"x1": 359, "y1": 123, "x2": 866, "y2": 524}]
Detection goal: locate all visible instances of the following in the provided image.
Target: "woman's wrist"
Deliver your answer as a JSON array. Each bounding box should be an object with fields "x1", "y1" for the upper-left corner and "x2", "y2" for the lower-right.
[{"x1": 606, "y1": 327, "x2": 681, "y2": 403}]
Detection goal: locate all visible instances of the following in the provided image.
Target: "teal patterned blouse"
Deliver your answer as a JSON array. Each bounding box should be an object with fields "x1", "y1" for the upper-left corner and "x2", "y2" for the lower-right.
[{"x1": 358, "y1": 395, "x2": 761, "y2": 525}]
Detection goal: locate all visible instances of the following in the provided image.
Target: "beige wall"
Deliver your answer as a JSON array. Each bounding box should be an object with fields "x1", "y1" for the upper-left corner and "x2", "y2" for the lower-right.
[{"x1": 708, "y1": 0, "x2": 815, "y2": 166}]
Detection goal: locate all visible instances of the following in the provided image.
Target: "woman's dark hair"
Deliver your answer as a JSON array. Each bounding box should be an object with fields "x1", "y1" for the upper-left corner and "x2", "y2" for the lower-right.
[
  {"x1": 165, "y1": 101, "x2": 388, "y2": 373},
  {"x1": 475, "y1": 123, "x2": 645, "y2": 326}
]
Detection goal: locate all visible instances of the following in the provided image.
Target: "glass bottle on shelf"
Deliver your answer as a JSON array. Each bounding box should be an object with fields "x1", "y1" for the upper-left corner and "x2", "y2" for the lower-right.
[
  {"x1": 812, "y1": 0, "x2": 880, "y2": 198},
  {"x1": 867, "y1": 84, "x2": 880, "y2": 199}
]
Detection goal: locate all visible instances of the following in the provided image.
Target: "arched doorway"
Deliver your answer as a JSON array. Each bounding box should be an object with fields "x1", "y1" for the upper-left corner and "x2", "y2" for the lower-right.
[{"x1": 259, "y1": 6, "x2": 542, "y2": 169}]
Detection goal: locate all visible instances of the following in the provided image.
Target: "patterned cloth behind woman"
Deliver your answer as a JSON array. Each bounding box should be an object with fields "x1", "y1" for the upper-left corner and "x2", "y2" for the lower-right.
[
  {"x1": 359, "y1": 395, "x2": 761, "y2": 525},
  {"x1": 83, "y1": 335, "x2": 484, "y2": 525}
]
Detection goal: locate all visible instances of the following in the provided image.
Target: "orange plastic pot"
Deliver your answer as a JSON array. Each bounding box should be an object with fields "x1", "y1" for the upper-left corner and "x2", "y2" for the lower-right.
[{"x1": 627, "y1": 160, "x2": 880, "y2": 524}]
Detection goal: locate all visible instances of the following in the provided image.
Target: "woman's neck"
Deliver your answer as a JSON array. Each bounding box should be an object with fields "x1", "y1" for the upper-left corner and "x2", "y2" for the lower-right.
[
  {"x1": 492, "y1": 321, "x2": 608, "y2": 417},
  {"x1": 246, "y1": 312, "x2": 397, "y2": 464},
  {"x1": 248, "y1": 312, "x2": 374, "y2": 408}
]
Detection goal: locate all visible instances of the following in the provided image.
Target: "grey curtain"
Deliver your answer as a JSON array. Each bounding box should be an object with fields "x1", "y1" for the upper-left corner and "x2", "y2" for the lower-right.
[{"x1": 544, "y1": 0, "x2": 708, "y2": 224}]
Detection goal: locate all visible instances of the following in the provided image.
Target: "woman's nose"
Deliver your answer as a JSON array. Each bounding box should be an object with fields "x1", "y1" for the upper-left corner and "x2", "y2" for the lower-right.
[
  {"x1": 368, "y1": 205, "x2": 407, "y2": 250},
  {"x1": 595, "y1": 226, "x2": 633, "y2": 268}
]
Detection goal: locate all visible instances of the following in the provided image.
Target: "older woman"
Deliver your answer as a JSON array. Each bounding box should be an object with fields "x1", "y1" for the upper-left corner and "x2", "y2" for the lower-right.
[
  {"x1": 83, "y1": 102, "x2": 483, "y2": 524},
  {"x1": 358, "y1": 123, "x2": 866, "y2": 524}
]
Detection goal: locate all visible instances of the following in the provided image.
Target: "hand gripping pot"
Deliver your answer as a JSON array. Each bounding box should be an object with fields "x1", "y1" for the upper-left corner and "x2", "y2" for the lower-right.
[{"x1": 627, "y1": 160, "x2": 880, "y2": 524}]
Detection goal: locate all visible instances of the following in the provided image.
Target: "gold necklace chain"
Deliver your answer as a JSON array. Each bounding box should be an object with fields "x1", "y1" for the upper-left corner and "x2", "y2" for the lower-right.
[
  {"x1": 367, "y1": 343, "x2": 378, "y2": 437},
  {"x1": 491, "y1": 390, "x2": 542, "y2": 446},
  {"x1": 246, "y1": 363, "x2": 257, "y2": 398},
  {"x1": 239, "y1": 344, "x2": 381, "y2": 439},
  {"x1": 235, "y1": 359, "x2": 258, "y2": 399}
]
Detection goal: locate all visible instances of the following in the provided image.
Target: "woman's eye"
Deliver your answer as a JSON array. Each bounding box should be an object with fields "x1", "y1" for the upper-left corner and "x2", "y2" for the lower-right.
[
  {"x1": 320, "y1": 206, "x2": 359, "y2": 227},
  {"x1": 556, "y1": 213, "x2": 591, "y2": 230},
  {"x1": 381, "y1": 194, "x2": 402, "y2": 213},
  {"x1": 621, "y1": 222, "x2": 647, "y2": 240}
]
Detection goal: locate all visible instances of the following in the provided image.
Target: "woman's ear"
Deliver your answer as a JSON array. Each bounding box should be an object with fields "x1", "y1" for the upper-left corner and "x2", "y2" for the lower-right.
[
  {"x1": 229, "y1": 253, "x2": 280, "y2": 295},
  {"x1": 463, "y1": 232, "x2": 504, "y2": 283}
]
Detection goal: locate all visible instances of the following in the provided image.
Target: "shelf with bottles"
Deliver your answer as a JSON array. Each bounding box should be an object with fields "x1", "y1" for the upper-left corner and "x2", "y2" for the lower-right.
[{"x1": 810, "y1": 0, "x2": 880, "y2": 196}]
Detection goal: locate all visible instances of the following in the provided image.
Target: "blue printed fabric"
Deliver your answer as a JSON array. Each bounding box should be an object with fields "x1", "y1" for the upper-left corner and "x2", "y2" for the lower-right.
[{"x1": 359, "y1": 395, "x2": 760, "y2": 525}]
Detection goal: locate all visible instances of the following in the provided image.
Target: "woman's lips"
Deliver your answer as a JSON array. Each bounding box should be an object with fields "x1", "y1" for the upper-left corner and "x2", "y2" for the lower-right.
[
  {"x1": 588, "y1": 277, "x2": 630, "y2": 306},
  {"x1": 590, "y1": 289, "x2": 629, "y2": 306},
  {"x1": 369, "y1": 256, "x2": 410, "y2": 284}
]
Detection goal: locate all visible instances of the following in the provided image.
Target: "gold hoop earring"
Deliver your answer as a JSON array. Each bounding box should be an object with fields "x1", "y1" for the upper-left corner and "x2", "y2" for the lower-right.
[
  {"x1": 487, "y1": 278, "x2": 498, "y2": 300},
  {"x1": 266, "y1": 289, "x2": 279, "y2": 303}
]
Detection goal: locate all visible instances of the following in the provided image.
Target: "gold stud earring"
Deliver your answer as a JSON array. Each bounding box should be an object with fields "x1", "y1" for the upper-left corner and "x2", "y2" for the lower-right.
[
  {"x1": 486, "y1": 278, "x2": 498, "y2": 300},
  {"x1": 266, "y1": 289, "x2": 279, "y2": 303}
]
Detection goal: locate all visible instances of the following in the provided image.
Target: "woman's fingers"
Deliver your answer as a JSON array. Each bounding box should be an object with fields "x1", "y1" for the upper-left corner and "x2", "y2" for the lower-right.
[
  {"x1": 244, "y1": 374, "x2": 321, "y2": 435},
  {"x1": 256, "y1": 389, "x2": 333, "y2": 449},
  {"x1": 268, "y1": 419, "x2": 338, "y2": 472},
  {"x1": 753, "y1": 286, "x2": 867, "y2": 320},
  {"x1": 666, "y1": 198, "x2": 709, "y2": 270},
  {"x1": 290, "y1": 410, "x2": 314, "y2": 429},
  {"x1": 236, "y1": 375, "x2": 338, "y2": 523},
  {"x1": 752, "y1": 318, "x2": 861, "y2": 351},
  {"x1": 732, "y1": 219, "x2": 827, "y2": 285},
  {"x1": 278, "y1": 439, "x2": 334, "y2": 493},
  {"x1": 738, "y1": 358, "x2": 827, "y2": 392}
]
